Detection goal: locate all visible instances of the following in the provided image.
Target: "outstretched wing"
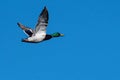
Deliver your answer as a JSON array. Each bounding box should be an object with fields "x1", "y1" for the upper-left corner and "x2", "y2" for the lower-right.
[
  {"x1": 17, "y1": 22, "x2": 34, "y2": 37},
  {"x1": 34, "y1": 6, "x2": 49, "y2": 34}
]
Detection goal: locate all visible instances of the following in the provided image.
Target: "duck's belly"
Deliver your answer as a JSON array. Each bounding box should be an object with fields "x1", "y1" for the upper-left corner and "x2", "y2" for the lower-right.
[{"x1": 28, "y1": 34, "x2": 46, "y2": 42}]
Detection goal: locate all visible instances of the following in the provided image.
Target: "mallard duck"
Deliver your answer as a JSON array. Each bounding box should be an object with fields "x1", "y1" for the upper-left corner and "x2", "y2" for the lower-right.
[{"x1": 17, "y1": 6, "x2": 64, "y2": 43}]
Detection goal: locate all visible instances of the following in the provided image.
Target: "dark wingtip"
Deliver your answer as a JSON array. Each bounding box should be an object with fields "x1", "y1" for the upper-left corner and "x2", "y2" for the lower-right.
[
  {"x1": 44, "y1": 6, "x2": 46, "y2": 8},
  {"x1": 39, "y1": 6, "x2": 49, "y2": 21},
  {"x1": 43, "y1": 6, "x2": 48, "y2": 12},
  {"x1": 17, "y1": 22, "x2": 20, "y2": 26},
  {"x1": 44, "y1": 6, "x2": 47, "y2": 9},
  {"x1": 40, "y1": 6, "x2": 48, "y2": 15}
]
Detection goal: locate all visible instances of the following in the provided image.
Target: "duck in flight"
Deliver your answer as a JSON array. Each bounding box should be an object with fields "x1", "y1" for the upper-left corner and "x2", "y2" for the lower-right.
[{"x1": 17, "y1": 6, "x2": 64, "y2": 43}]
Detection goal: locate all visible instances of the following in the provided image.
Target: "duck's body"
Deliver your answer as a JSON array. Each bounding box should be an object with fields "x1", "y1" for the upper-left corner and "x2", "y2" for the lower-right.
[{"x1": 17, "y1": 7, "x2": 63, "y2": 43}]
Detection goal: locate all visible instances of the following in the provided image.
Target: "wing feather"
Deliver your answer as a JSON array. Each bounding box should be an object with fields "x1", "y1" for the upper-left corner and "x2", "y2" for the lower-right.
[
  {"x1": 17, "y1": 22, "x2": 34, "y2": 37},
  {"x1": 35, "y1": 6, "x2": 49, "y2": 34}
]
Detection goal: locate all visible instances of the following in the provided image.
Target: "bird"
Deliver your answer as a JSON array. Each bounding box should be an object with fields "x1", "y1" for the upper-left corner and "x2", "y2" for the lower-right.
[{"x1": 17, "y1": 6, "x2": 64, "y2": 43}]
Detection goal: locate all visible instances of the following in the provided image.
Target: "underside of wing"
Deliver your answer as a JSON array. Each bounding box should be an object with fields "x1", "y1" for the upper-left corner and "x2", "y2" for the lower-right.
[
  {"x1": 35, "y1": 6, "x2": 49, "y2": 34},
  {"x1": 17, "y1": 22, "x2": 34, "y2": 37}
]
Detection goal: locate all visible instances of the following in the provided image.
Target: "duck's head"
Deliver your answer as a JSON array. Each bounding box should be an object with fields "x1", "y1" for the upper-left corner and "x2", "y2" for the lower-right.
[{"x1": 51, "y1": 32, "x2": 64, "y2": 38}]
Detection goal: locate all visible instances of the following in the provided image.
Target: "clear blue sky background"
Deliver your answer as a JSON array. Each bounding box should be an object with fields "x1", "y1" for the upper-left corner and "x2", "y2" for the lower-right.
[{"x1": 0, "y1": 0, "x2": 120, "y2": 80}]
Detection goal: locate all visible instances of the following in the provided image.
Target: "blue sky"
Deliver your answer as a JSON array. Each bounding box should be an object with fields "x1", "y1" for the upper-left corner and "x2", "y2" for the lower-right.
[{"x1": 0, "y1": 0, "x2": 120, "y2": 80}]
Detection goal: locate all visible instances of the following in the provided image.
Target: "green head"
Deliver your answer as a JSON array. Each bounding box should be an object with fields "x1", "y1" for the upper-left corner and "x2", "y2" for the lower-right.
[{"x1": 51, "y1": 32, "x2": 64, "y2": 37}]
